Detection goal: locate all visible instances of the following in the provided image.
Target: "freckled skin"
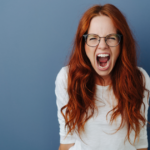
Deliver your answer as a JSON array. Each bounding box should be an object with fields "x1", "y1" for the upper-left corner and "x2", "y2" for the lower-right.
[{"x1": 85, "y1": 15, "x2": 120, "y2": 86}]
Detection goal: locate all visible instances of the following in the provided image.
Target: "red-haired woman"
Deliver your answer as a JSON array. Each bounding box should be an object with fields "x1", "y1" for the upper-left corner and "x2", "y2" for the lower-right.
[{"x1": 55, "y1": 4, "x2": 150, "y2": 150}]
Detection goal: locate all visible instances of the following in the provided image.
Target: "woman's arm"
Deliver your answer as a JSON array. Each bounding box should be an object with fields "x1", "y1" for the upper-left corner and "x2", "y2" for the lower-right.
[
  {"x1": 55, "y1": 67, "x2": 76, "y2": 150},
  {"x1": 58, "y1": 143, "x2": 75, "y2": 150}
]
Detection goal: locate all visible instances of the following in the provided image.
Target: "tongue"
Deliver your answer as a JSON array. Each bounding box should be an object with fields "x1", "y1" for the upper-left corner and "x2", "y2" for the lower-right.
[
  {"x1": 100, "y1": 62, "x2": 107, "y2": 67},
  {"x1": 98, "y1": 57, "x2": 109, "y2": 67}
]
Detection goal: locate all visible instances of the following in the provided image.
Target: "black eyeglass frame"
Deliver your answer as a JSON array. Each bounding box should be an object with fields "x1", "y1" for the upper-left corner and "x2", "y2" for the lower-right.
[{"x1": 83, "y1": 33, "x2": 123, "y2": 47}]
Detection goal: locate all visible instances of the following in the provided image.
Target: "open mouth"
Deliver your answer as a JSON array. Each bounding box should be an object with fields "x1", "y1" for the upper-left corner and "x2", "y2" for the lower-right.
[{"x1": 97, "y1": 54, "x2": 110, "y2": 68}]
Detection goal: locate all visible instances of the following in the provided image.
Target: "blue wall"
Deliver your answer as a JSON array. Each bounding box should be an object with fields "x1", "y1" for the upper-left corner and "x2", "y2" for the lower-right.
[{"x1": 0, "y1": 0, "x2": 150, "y2": 150}]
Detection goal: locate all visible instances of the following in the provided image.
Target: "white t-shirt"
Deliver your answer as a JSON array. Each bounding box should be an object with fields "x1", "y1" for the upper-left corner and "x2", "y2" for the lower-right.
[{"x1": 55, "y1": 66, "x2": 150, "y2": 150}]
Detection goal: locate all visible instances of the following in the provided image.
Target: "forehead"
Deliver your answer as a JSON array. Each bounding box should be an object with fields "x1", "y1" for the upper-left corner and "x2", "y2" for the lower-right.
[{"x1": 88, "y1": 15, "x2": 117, "y2": 36}]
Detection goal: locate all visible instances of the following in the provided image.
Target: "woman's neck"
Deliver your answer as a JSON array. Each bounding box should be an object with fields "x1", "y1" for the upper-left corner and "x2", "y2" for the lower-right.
[{"x1": 95, "y1": 75, "x2": 111, "y2": 86}]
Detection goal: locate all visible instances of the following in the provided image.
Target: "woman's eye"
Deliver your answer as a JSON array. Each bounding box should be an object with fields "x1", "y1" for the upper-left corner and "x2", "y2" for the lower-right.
[
  {"x1": 89, "y1": 38, "x2": 97, "y2": 40},
  {"x1": 107, "y1": 37, "x2": 116, "y2": 40}
]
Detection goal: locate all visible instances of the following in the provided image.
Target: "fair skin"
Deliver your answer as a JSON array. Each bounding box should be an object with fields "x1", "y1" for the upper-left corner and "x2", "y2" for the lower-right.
[
  {"x1": 85, "y1": 15, "x2": 120, "y2": 86},
  {"x1": 58, "y1": 15, "x2": 148, "y2": 150}
]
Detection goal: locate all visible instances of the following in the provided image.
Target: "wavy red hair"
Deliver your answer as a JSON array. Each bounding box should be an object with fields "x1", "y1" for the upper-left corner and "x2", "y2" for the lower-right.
[{"x1": 61, "y1": 4, "x2": 150, "y2": 145}]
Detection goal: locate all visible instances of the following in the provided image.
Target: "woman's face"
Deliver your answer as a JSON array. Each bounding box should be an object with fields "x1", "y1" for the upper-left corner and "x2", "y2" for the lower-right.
[{"x1": 85, "y1": 15, "x2": 120, "y2": 85}]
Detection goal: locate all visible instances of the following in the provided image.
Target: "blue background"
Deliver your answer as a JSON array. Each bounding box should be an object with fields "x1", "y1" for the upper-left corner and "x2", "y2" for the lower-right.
[{"x1": 0, "y1": 0, "x2": 150, "y2": 150}]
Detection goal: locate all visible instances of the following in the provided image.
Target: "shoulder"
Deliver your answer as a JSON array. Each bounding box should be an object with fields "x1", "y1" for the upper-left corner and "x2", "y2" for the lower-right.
[
  {"x1": 137, "y1": 66, "x2": 150, "y2": 90},
  {"x1": 55, "y1": 66, "x2": 69, "y2": 87}
]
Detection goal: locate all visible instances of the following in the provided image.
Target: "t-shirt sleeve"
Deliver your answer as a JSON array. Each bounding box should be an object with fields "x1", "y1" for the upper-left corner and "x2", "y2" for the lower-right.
[
  {"x1": 135, "y1": 67, "x2": 150, "y2": 149},
  {"x1": 55, "y1": 67, "x2": 76, "y2": 144}
]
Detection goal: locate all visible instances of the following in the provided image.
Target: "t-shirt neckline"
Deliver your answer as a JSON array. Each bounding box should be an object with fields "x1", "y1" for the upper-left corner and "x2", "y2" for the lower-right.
[{"x1": 95, "y1": 84, "x2": 110, "y2": 90}]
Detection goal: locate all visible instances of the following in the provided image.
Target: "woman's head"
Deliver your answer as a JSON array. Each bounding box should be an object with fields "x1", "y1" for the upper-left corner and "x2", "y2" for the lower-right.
[
  {"x1": 72, "y1": 4, "x2": 136, "y2": 85},
  {"x1": 84, "y1": 15, "x2": 121, "y2": 85}
]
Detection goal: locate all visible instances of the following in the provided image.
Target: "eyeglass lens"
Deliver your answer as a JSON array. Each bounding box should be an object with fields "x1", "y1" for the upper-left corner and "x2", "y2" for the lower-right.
[{"x1": 86, "y1": 34, "x2": 120, "y2": 47}]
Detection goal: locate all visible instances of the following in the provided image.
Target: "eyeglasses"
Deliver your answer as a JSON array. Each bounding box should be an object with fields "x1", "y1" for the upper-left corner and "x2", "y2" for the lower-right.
[{"x1": 83, "y1": 33, "x2": 122, "y2": 47}]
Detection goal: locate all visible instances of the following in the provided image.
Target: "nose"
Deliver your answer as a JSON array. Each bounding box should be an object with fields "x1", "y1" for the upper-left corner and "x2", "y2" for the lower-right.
[{"x1": 97, "y1": 37, "x2": 108, "y2": 50}]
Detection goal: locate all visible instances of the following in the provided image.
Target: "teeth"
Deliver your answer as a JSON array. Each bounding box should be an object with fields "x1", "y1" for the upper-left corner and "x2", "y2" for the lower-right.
[{"x1": 97, "y1": 54, "x2": 109, "y2": 57}]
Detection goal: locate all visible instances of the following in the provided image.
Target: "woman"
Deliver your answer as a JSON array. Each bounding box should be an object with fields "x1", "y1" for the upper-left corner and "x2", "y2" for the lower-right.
[{"x1": 55, "y1": 4, "x2": 150, "y2": 150}]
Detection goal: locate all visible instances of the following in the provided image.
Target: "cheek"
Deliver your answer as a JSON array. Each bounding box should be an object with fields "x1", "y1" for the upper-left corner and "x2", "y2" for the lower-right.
[
  {"x1": 85, "y1": 44, "x2": 95, "y2": 61},
  {"x1": 113, "y1": 47, "x2": 120, "y2": 61},
  {"x1": 85, "y1": 45, "x2": 91, "y2": 60}
]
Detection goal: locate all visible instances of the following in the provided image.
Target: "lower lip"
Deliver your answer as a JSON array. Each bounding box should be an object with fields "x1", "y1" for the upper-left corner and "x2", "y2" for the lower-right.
[{"x1": 97, "y1": 58, "x2": 111, "y2": 71}]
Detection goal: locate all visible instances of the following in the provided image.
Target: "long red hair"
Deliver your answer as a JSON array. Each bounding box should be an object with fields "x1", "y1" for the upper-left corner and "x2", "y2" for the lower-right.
[{"x1": 61, "y1": 4, "x2": 150, "y2": 145}]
